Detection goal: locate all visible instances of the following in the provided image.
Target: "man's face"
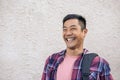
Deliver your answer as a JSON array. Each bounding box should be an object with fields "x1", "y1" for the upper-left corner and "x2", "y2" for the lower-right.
[{"x1": 63, "y1": 19, "x2": 87, "y2": 49}]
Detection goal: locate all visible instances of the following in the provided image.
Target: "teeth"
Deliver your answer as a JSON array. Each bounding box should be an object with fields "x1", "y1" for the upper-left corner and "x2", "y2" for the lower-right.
[
  {"x1": 67, "y1": 38, "x2": 72, "y2": 41},
  {"x1": 67, "y1": 38, "x2": 74, "y2": 41}
]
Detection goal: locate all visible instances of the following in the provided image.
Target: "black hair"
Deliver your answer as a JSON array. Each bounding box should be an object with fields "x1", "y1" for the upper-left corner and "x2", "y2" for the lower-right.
[{"x1": 63, "y1": 14, "x2": 86, "y2": 30}]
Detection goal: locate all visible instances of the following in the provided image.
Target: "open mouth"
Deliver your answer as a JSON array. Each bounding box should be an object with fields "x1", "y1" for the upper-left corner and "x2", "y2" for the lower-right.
[{"x1": 66, "y1": 37, "x2": 75, "y2": 43}]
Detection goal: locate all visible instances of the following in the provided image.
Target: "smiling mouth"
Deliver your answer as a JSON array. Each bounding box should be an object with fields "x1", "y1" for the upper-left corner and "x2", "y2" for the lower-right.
[{"x1": 66, "y1": 37, "x2": 75, "y2": 43}]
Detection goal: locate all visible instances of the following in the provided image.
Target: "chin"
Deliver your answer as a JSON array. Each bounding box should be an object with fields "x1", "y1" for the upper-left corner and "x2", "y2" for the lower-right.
[{"x1": 67, "y1": 46, "x2": 76, "y2": 50}]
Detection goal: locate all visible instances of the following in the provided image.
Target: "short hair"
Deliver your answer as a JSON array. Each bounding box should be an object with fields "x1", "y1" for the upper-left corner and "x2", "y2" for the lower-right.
[{"x1": 63, "y1": 14, "x2": 86, "y2": 30}]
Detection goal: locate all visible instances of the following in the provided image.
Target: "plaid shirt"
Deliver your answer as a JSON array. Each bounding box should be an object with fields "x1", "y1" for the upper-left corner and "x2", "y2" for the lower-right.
[{"x1": 41, "y1": 49, "x2": 113, "y2": 80}]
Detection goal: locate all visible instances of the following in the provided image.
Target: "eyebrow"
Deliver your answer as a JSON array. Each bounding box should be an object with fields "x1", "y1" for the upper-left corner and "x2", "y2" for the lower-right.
[{"x1": 63, "y1": 25, "x2": 77, "y2": 28}]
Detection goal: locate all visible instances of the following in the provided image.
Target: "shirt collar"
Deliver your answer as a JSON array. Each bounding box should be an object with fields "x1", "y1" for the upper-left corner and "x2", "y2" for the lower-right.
[{"x1": 58, "y1": 48, "x2": 89, "y2": 56}]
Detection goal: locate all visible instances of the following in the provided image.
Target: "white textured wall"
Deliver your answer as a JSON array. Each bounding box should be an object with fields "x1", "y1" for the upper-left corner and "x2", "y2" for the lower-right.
[{"x1": 0, "y1": 0, "x2": 120, "y2": 80}]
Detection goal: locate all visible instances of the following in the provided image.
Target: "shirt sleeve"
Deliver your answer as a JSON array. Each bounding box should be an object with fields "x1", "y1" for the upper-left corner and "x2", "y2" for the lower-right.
[
  {"x1": 99, "y1": 58, "x2": 114, "y2": 80},
  {"x1": 41, "y1": 56, "x2": 50, "y2": 80},
  {"x1": 89, "y1": 56, "x2": 114, "y2": 80}
]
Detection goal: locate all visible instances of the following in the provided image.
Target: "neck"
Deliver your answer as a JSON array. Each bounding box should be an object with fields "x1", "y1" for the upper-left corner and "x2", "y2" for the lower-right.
[{"x1": 66, "y1": 47, "x2": 84, "y2": 56}]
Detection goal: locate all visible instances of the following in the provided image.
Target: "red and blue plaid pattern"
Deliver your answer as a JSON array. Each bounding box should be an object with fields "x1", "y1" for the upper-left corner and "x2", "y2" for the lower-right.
[{"x1": 41, "y1": 49, "x2": 113, "y2": 80}]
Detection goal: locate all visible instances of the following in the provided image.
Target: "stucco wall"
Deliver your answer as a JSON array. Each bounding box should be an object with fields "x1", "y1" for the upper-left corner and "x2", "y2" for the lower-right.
[{"x1": 0, "y1": 0, "x2": 120, "y2": 80}]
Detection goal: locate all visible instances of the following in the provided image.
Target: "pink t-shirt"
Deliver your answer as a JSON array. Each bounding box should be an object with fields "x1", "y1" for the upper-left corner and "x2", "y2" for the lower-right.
[{"x1": 57, "y1": 54, "x2": 79, "y2": 80}]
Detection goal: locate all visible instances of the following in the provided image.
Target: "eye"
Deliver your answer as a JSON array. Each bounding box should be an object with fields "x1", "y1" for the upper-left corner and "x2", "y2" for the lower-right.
[{"x1": 71, "y1": 28, "x2": 77, "y2": 31}]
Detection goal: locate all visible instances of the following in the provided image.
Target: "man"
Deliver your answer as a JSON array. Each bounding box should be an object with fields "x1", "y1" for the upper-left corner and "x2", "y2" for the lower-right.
[{"x1": 41, "y1": 14, "x2": 113, "y2": 80}]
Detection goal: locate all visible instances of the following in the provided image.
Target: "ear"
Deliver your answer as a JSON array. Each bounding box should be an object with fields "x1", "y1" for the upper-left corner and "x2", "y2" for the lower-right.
[{"x1": 83, "y1": 28, "x2": 88, "y2": 37}]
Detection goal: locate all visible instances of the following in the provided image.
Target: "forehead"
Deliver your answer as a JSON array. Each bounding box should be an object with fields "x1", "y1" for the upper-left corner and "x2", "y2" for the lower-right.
[{"x1": 63, "y1": 19, "x2": 79, "y2": 27}]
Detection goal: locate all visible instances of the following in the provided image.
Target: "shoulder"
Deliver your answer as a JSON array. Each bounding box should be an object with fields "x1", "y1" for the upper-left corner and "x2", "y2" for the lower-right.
[
  {"x1": 89, "y1": 54, "x2": 113, "y2": 79},
  {"x1": 90, "y1": 54, "x2": 110, "y2": 72},
  {"x1": 45, "y1": 50, "x2": 65, "y2": 64},
  {"x1": 92, "y1": 55, "x2": 109, "y2": 66},
  {"x1": 85, "y1": 53, "x2": 109, "y2": 65},
  {"x1": 49, "y1": 49, "x2": 65, "y2": 59}
]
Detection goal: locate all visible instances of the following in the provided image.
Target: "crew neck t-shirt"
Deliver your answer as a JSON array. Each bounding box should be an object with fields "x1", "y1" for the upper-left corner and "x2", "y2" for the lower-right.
[{"x1": 57, "y1": 54, "x2": 79, "y2": 80}]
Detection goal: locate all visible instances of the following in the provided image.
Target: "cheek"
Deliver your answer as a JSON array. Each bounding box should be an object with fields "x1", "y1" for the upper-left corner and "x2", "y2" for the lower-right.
[
  {"x1": 62, "y1": 33, "x2": 65, "y2": 39},
  {"x1": 63, "y1": 31, "x2": 66, "y2": 35},
  {"x1": 77, "y1": 34, "x2": 84, "y2": 40},
  {"x1": 62, "y1": 32, "x2": 64, "y2": 36},
  {"x1": 63, "y1": 33, "x2": 65, "y2": 36}
]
